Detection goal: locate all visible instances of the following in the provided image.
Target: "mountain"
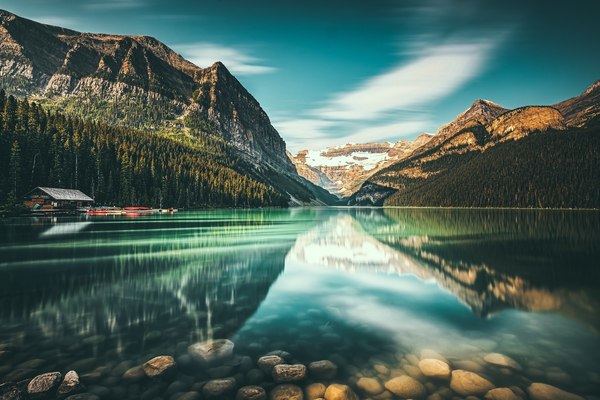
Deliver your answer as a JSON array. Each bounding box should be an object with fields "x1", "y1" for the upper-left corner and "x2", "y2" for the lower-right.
[
  {"x1": 0, "y1": 9, "x2": 335, "y2": 206},
  {"x1": 351, "y1": 80, "x2": 600, "y2": 207},
  {"x1": 289, "y1": 134, "x2": 432, "y2": 197}
]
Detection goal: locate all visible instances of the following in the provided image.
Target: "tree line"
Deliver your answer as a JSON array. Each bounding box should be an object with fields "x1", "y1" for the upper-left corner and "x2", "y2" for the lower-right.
[{"x1": 0, "y1": 89, "x2": 288, "y2": 208}]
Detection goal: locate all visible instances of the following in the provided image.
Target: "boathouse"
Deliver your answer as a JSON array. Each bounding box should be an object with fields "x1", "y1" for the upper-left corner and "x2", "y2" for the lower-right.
[{"x1": 23, "y1": 187, "x2": 94, "y2": 210}]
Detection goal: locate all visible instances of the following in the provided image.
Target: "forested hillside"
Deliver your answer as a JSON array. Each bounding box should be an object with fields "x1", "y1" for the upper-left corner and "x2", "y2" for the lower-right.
[
  {"x1": 384, "y1": 126, "x2": 600, "y2": 208},
  {"x1": 0, "y1": 90, "x2": 288, "y2": 208}
]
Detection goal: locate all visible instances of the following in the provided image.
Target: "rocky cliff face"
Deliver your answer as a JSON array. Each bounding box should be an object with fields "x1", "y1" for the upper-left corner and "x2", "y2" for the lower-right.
[
  {"x1": 289, "y1": 134, "x2": 432, "y2": 197},
  {"x1": 0, "y1": 9, "x2": 332, "y2": 205},
  {"x1": 554, "y1": 80, "x2": 600, "y2": 127}
]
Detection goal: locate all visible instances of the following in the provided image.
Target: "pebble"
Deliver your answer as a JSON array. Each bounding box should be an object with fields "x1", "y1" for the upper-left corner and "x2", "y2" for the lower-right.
[
  {"x1": 64, "y1": 394, "x2": 101, "y2": 400},
  {"x1": 122, "y1": 366, "x2": 146, "y2": 382},
  {"x1": 174, "y1": 392, "x2": 202, "y2": 400},
  {"x1": 305, "y1": 383, "x2": 327, "y2": 400},
  {"x1": 308, "y1": 360, "x2": 337, "y2": 380},
  {"x1": 356, "y1": 377, "x2": 384, "y2": 395},
  {"x1": 384, "y1": 376, "x2": 425, "y2": 399},
  {"x1": 258, "y1": 355, "x2": 286, "y2": 374},
  {"x1": 450, "y1": 370, "x2": 495, "y2": 396},
  {"x1": 418, "y1": 359, "x2": 451, "y2": 379},
  {"x1": 142, "y1": 355, "x2": 176, "y2": 378},
  {"x1": 27, "y1": 371, "x2": 62, "y2": 397},
  {"x1": 527, "y1": 383, "x2": 584, "y2": 400},
  {"x1": 484, "y1": 387, "x2": 521, "y2": 400},
  {"x1": 324, "y1": 384, "x2": 358, "y2": 400},
  {"x1": 58, "y1": 370, "x2": 83, "y2": 397},
  {"x1": 202, "y1": 378, "x2": 237, "y2": 398},
  {"x1": 272, "y1": 364, "x2": 307, "y2": 383},
  {"x1": 270, "y1": 384, "x2": 304, "y2": 400},
  {"x1": 236, "y1": 385, "x2": 267, "y2": 400},
  {"x1": 483, "y1": 353, "x2": 522, "y2": 370},
  {"x1": 373, "y1": 364, "x2": 389, "y2": 376},
  {"x1": 188, "y1": 339, "x2": 235, "y2": 366}
]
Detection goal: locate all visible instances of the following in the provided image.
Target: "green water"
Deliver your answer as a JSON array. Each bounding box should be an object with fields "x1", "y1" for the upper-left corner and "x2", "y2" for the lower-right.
[{"x1": 0, "y1": 208, "x2": 599, "y2": 398}]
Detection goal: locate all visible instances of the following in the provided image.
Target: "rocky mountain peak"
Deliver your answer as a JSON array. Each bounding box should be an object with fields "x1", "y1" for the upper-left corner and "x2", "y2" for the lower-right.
[{"x1": 487, "y1": 106, "x2": 565, "y2": 141}]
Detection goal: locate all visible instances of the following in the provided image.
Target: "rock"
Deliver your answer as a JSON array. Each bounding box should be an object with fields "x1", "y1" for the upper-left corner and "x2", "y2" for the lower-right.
[
  {"x1": 483, "y1": 353, "x2": 522, "y2": 370},
  {"x1": 58, "y1": 370, "x2": 83, "y2": 396},
  {"x1": 527, "y1": 383, "x2": 583, "y2": 400},
  {"x1": 450, "y1": 370, "x2": 495, "y2": 396},
  {"x1": 174, "y1": 392, "x2": 202, "y2": 400},
  {"x1": 87, "y1": 385, "x2": 110, "y2": 398},
  {"x1": 122, "y1": 366, "x2": 145, "y2": 382},
  {"x1": 142, "y1": 355, "x2": 176, "y2": 378},
  {"x1": 258, "y1": 355, "x2": 285, "y2": 374},
  {"x1": 484, "y1": 387, "x2": 521, "y2": 400},
  {"x1": 236, "y1": 385, "x2": 267, "y2": 400},
  {"x1": 419, "y1": 350, "x2": 448, "y2": 363},
  {"x1": 27, "y1": 372, "x2": 62, "y2": 397},
  {"x1": 165, "y1": 381, "x2": 190, "y2": 397},
  {"x1": 272, "y1": 364, "x2": 307, "y2": 383},
  {"x1": 270, "y1": 384, "x2": 304, "y2": 400},
  {"x1": 246, "y1": 369, "x2": 265, "y2": 385},
  {"x1": 402, "y1": 365, "x2": 424, "y2": 380},
  {"x1": 0, "y1": 381, "x2": 27, "y2": 400},
  {"x1": 266, "y1": 351, "x2": 293, "y2": 361},
  {"x1": 308, "y1": 360, "x2": 337, "y2": 380},
  {"x1": 305, "y1": 383, "x2": 326, "y2": 400},
  {"x1": 188, "y1": 339, "x2": 235, "y2": 366},
  {"x1": 356, "y1": 377, "x2": 384, "y2": 395},
  {"x1": 202, "y1": 378, "x2": 237, "y2": 398},
  {"x1": 323, "y1": 384, "x2": 358, "y2": 400},
  {"x1": 208, "y1": 365, "x2": 235, "y2": 378},
  {"x1": 373, "y1": 364, "x2": 389, "y2": 376},
  {"x1": 418, "y1": 359, "x2": 451, "y2": 379},
  {"x1": 384, "y1": 376, "x2": 426, "y2": 399},
  {"x1": 239, "y1": 356, "x2": 254, "y2": 372},
  {"x1": 64, "y1": 394, "x2": 100, "y2": 400}
]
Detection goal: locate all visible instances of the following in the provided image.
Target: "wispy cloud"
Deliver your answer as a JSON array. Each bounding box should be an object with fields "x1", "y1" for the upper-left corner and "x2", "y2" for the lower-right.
[
  {"x1": 175, "y1": 43, "x2": 276, "y2": 75},
  {"x1": 83, "y1": 0, "x2": 143, "y2": 10},
  {"x1": 277, "y1": 37, "x2": 502, "y2": 151}
]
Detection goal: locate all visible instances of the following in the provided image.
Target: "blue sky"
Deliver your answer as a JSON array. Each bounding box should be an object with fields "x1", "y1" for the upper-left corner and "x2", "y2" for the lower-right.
[{"x1": 2, "y1": 0, "x2": 599, "y2": 151}]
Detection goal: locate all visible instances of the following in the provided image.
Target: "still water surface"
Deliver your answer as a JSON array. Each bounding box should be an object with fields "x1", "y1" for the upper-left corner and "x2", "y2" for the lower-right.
[{"x1": 0, "y1": 208, "x2": 599, "y2": 398}]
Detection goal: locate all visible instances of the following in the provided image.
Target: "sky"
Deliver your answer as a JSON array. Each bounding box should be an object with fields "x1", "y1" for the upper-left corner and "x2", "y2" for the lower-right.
[{"x1": 2, "y1": 0, "x2": 599, "y2": 151}]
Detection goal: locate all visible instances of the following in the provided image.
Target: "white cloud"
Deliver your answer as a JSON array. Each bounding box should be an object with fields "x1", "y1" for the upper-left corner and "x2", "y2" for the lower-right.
[
  {"x1": 316, "y1": 42, "x2": 494, "y2": 120},
  {"x1": 175, "y1": 43, "x2": 276, "y2": 75}
]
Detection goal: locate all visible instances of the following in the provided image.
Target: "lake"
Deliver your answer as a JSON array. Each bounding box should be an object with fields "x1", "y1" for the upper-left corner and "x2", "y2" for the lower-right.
[{"x1": 0, "y1": 208, "x2": 599, "y2": 399}]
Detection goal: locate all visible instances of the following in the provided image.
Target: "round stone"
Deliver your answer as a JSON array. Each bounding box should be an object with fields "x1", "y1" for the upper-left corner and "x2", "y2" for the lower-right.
[
  {"x1": 272, "y1": 364, "x2": 307, "y2": 383},
  {"x1": 527, "y1": 383, "x2": 584, "y2": 400},
  {"x1": 142, "y1": 355, "x2": 176, "y2": 378},
  {"x1": 484, "y1": 387, "x2": 521, "y2": 400},
  {"x1": 450, "y1": 370, "x2": 495, "y2": 396},
  {"x1": 203, "y1": 378, "x2": 237, "y2": 398},
  {"x1": 384, "y1": 376, "x2": 426, "y2": 399},
  {"x1": 483, "y1": 353, "x2": 522, "y2": 370},
  {"x1": 188, "y1": 339, "x2": 235, "y2": 366},
  {"x1": 122, "y1": 365, "x2": 145, "y2": 382},
  {"x1": 356, "y1": 377, "x2": 384, "y2": 395},
  {"x1": 324, "y1": 384, "x2": 358, "y2": 400},
  {"x1": 27, "y1": 372, "x2": 62, "y2": 396},
  {"x1": 58, "y1": 370, "x2": 83, "y2": 396},
  {"x1": 270, "y1": 384, "x2": 304, "y2": 400},
  {"x1": 305, "y1": 383, "x2": 326, "y2": 400},
  {"x1": 258, "y1": 355, "x2": 285, "y2": 374},
  {"x1": 308, "y1": 360, "x2": 338, "y2": 380},
  {"x1": 418, "y1": 359, "x2": 451, "y2": 379},
  {"x1": 236, "y1": 385, "x2": 267, "y2": 400}
]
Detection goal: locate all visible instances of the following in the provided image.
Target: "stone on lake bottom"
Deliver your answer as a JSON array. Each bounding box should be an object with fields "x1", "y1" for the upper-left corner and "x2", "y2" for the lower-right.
[
  {"x1": 483, "y1": 353, "x2": 522, "y2": 370},
  {"x1": 270, "y1": 384, "x2": 304, "y2": 400},
  {"x1": 527, "y1": 383, "x2": 584, "y2": 400},
  {"x1": 236, "y1": 385, "x2": 267, "y2": 400},
  {"x1": 64, "y1": 394, "x2": 100, "y2": 400},
  {"x1": 188, "y1": 339, "x2": 235, "y2": 366},
  {"x1": 58, "y1": 370, "x2": 83, "y2": 396},
  {"x1": 356, "y1": 377, "x2": 384, "y2": 395},
  {"x1": 122, "y1": 365, "x2": 145, "y2": 382},
  {"x1": 484, "y1": 387, "x2": 521, "y2": 400},
  {"x1": 258, "y1": 355, "x2": 285, "y2": 374},
  {"x1": 420, "y1": 349, "x2": 448, "y2": 363},
  {"x1": 324, "y1": 384, "x2": 358, "y2": 400},
  {"x1": 272, "y1": 364, "x2": 307, "y2": 383},
  {"x1": 27, "y1": 371, "x2": 62, "y2": 397},
  {"x1": 450, "y1": 370, "x2": 495, "y2": 396},
  {"x1": 384, "y1": 376, "x2": 426, "y2": 399},
  {"x1": 305, "y1": 383, "x2": 327, "y2": 400},
  {"x1": 418, "y1": 359, "x2": 451, "y2": 379},
  {"x1": 308, "y1": 360, "x2": 338, "y2": 380},
  {"x1": 203, "y1": 378, "x2": 237, "y2": 398},
  {"x1": 142, "y1": 355, "x2": 176, "y2": 378}
]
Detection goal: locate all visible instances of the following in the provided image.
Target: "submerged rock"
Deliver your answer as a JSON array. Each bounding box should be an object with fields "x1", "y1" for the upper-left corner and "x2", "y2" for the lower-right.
[
  {"x1": 356, "y1": 377, "x2": 384, "y2": 395},
  {"x1": 188, "y1": 339, "x2": 235, "y2": 366},
  {"x1": 142, "y1": 355, "x2": 176, "y2": 378},
  {"x1": 203, "y1": 378, "x2": 237, "y2": 398},
  {"x1": 419, "y1": 349, "x2": 448, "y2": 363},
  {"x1": 272, "y1": 364, "x2": 307, "y2": 383},
  {"x1": 57, "y1": 370, "x2": 83, "y2": 396},
  {"x1": 305, "y1": 383, "x2": 327, "y2": 400},
  {"x1": 527, "y1": 383, "x2": 584, "y2": 400},
  {"x1": 483, "y1": 353, "x2": 522, "y2": 370},
  {"x1": 450, "y1": 370, "x2": 495, "y2": 396},
  {"x1": 64, "y1": 394, "x2": 100, "y2": 400},
  {"x1": 484, "y1": 387, "x2": 521, "y2": 400},
  {"x1": 122, "y1": 365, "x2": 145, "y2": 382},
  {"x1": 384, "y1": 376, "x2": 425, "y2": 399},
  {"x1": 308, "y1": 360, "x2": 337, "y2": 380},
  {"x1": 236, "y1": 385, "x2": 267, "y2": 400},
  {"x1": 27, "y1": 372, "x2": 62, "y2": 397},
  {"x1": 258, "y1": 355, "x2": 285, "y2": 374},
  {"x1": 324, "y1": 384, "x2": 358, "y2": 400},
  {"x1": 270, "y1": 384, "x2": 304, "y2": 400},
  {"x1": 418, "y1": 359, "x2": 451, "y2": 379}
]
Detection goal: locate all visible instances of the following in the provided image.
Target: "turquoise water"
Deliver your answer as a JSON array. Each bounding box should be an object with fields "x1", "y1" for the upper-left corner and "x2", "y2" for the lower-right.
[{"x1": 0, "y1": 208, "x2": 599, "y2": 398}]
